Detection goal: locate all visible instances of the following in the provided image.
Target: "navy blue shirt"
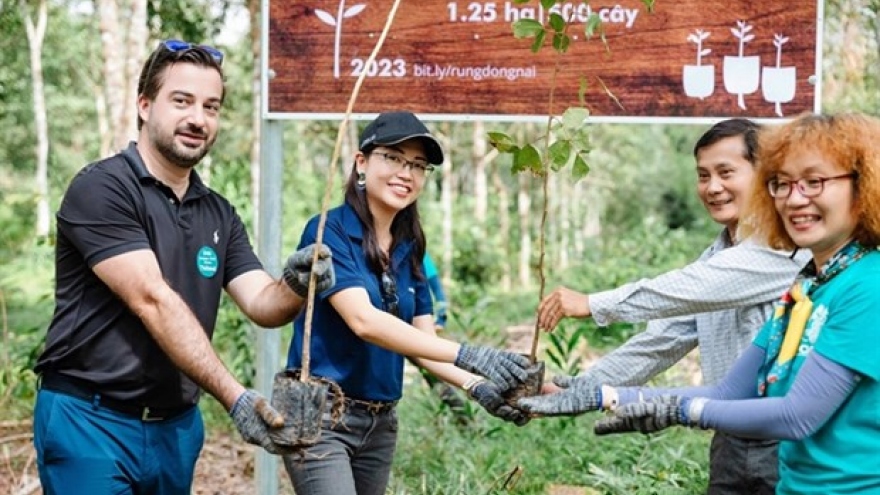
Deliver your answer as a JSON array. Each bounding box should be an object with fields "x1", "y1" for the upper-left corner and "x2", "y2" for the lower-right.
[
  {"x1": 287, "y1": 202, "x2": 433, "y2": 401},
  {"x1": 36, "y1": 143, "x2": 262, "y2": 408}
]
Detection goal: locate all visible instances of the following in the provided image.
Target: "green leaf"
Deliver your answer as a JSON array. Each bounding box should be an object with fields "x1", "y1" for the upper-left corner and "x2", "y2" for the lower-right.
[
  {"x1": 570, "y1": 130, "x2": 592, "y2": 153},
  {"x1": 641, "y1": 0, "x2": 656, "y2": 14},
  {"x1": 548, "y1": 140, "x2": 572, "y2": 172},
  {"x1": 512, "y1": 19, "x2": 544, "y2": 39},
  {"x1": 513, "y1": 144, "x2": 542, "y2": 174},
  {"x1": 548, "y1": 13, "x2": 566, "y2": 33},
  {"x1": 540, "y1": 0, "x2": 557, "y2": 8},
  {"x1": 572, "y1": 154, "x2": 591, "y2": 180},
  {"x1": 531, "y1": 30, "x2": 546, "y2": 53},
  {"x1": 562, "y1": 107, "x2": 589, "y2": 130},
  {"x1": 487, "y1": 132, "x2": 519, "y2": 153},
  {"x1": 584, "y1": 13, "x2": 602, "y2": 39},
  {"x1": 552, "y1": 32, "x2": 571, "y2": 53}
]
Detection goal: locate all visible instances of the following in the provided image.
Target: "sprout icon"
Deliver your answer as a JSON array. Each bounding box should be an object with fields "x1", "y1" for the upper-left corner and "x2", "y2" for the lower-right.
[
  {"x1": 683, "y1": 29, "x2": 714, "y2": 99},
  {"x1": 723, "y1": 20, "x2": 760, "y2": 110},
  {"x1": 762, "y1": 34, "x2": 796, "y2": 117},
  {"x1": 315, "y1": 1, "x2": 367, "y2": 78}
]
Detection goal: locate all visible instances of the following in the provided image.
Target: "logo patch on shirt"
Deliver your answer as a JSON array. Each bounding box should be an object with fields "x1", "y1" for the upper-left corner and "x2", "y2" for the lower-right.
[{"x1": 196, "y1": 246, "x2": 219, "y2": 278}]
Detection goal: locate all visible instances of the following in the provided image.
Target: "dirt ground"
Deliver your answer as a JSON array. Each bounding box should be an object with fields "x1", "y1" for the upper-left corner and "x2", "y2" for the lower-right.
[{"x1": 0, "y1": 421, "x2": 294, "y2": 495}]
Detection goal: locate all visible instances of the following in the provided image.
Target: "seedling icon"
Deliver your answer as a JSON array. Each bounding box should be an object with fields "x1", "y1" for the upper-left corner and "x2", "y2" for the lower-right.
[
  {"x1": 683, "y1": 29, "x2": 713, "y2": 99},
  {"x1": 315, "y1": 1, "x2": 367, "y2": 78},
  {"x1": 762, "y1": 33, "x2": 796, "y2": 116},
  {"x1": 723, "y1": 20, "x2": 760, "y2": 110}
]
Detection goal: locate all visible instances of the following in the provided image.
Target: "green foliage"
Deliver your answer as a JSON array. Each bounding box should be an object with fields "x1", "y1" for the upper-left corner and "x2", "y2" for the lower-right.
[
  {"x1": 490, "y1": 107, "x2": 593, "y2": 178},
  {"x1": 391, "y1": 383, "x2": 710, "y2": 494},
  {"x1": 0, "y1": 240, "x2": 53, "y2": 418}
]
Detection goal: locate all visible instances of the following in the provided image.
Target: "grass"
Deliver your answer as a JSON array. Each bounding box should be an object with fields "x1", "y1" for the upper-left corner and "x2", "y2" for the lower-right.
[{"x1": 388, "y1": 377, "x2": 711, "y2": 495}]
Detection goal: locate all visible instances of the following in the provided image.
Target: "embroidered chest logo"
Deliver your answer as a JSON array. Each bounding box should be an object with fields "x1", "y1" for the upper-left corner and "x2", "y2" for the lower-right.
[{"x1": 196, "y1": 246, "x2": 219, "y2": 278}]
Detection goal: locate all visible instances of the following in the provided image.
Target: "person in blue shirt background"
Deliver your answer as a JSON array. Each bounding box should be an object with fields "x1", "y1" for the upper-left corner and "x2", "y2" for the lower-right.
[
  {"x1": 282, "y1": 112, "x2": 530, "y2": 495},
  {"x1": 422, "y1": 252, "x2": 448, "y2": 329},
  {"x1": 412, "y1": 252, "x2": 470, "y2": 420}
]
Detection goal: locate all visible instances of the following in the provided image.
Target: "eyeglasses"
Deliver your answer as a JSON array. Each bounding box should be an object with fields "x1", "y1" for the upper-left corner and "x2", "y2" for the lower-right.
[
  {"x1": 375, "y1": 151, "x2": 435, "y2": 178},
  {"x1": 767, "y1": 173, "x2": 856, "y2": 199},
  {"x1": 380, "y1": 271, "x2": 400, "y2": 318},
  {"x1": 160, "y1": 39, "x2": 224, "y2": 65}
]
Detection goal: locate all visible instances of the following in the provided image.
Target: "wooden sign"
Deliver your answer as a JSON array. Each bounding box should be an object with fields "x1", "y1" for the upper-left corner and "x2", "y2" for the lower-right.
[{"x1": 267, "y1": 1, "x2": 821, "y2": 122}]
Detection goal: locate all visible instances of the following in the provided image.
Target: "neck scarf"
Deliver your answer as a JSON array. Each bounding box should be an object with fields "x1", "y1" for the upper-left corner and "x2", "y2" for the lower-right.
[{"x1": 757, "y1": 240, "x2": 870, "y2": 396}]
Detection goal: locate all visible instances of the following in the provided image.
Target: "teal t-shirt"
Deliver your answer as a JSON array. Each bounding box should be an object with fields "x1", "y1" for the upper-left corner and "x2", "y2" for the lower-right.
[{"x1": 753, "y1": 251, "x2": 880, "y2": 494}]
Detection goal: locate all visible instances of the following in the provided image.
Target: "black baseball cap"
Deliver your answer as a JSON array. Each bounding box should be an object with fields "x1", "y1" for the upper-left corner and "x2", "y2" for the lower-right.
[{"x1": 359, "y1": 112, "x2": 444, "y2": 165}]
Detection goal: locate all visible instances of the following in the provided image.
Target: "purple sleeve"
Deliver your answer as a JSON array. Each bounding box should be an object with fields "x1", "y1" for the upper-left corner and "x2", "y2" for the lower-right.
[
  {"x1": 698, "y1": 351, "x2": 857, "y2": 439},
  {"x1": 618, "y1": 344, "x2": 766, "y2": 403}
]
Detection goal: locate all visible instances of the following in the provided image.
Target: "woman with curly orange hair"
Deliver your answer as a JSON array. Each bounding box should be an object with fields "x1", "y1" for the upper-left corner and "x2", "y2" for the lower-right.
[{"x1": 538, "y1": 112, "x2": 880, "y2": 494}]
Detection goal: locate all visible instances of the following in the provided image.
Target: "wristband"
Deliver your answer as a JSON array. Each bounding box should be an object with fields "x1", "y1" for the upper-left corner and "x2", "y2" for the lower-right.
[
  {"x1": 600, "y1": 385, "x2": 619, "y2": 411},
  {"x1": 687, "y1": 397, "x2": 709, "y2": 426},
  {"x1": 462, "y1": 377, "x2": 486, "y2": 399}
]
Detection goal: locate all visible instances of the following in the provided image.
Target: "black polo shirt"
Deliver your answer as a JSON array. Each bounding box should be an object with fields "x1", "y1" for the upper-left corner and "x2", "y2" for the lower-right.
[{"x1": 35, "y1": 142, "x2": 262, "y2": 408}]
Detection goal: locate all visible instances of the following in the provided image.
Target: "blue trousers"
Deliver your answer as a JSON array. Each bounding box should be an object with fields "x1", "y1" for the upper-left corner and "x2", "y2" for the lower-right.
[
  {"x1": 34, "y1": 389, "x2": 204, "y2": 495},
  {"x1": 283, "y1": 404, "x2": 398, "y2": 495}
]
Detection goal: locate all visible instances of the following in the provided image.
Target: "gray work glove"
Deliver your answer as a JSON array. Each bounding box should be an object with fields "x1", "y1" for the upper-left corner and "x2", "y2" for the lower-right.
[
  {"x1": 594, "y1": 395, "x2": 696, "y2": 436},
  {"x1": 471, "y1": 381, "x2": 530, "y2": 426},
  {"x1": 517, "y1": 374, "x2": 603, "y2": 417},
  {"x1": 283, "y1": 244, "x2": 335, "y2": 298},
  {"x1": 454, "y1": 344, "x2": 530, "y2": 390},
  {"x1": 230, "y1": 389, "x2": 299, "y2": 455}
]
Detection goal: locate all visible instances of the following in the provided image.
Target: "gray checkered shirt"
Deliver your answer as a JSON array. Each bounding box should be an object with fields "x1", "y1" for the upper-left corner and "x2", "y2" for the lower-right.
[{"x1": 585, "y1": 231, "x2": 811, "y2": 385}]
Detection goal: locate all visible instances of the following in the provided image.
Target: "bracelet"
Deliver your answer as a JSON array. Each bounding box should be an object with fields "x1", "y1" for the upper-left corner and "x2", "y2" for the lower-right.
[
  {"x1": 600, "y1": 385, "x2": 619, "y2": 411},
  {"x1": 461, "y1": 377, "x2": 486, "y2": 399}
]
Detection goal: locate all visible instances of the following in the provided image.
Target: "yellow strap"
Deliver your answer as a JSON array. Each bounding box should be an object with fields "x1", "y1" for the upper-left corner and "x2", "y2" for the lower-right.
[{"x1": 778, "y1": 282, "x2": 812, "y2": 364}]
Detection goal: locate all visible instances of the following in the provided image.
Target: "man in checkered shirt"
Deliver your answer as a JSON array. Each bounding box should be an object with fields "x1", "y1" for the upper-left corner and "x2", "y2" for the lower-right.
[{"x1": 534, "y1": 119, "x2": 810, "y2": 495}]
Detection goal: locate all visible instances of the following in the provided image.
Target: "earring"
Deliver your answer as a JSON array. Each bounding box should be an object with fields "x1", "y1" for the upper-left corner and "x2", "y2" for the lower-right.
[{"x1": 357, "y1": 171, "x2": 366, "y2": 189}]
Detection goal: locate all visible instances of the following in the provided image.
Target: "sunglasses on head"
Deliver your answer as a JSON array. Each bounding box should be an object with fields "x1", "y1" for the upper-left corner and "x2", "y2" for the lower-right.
[{"x1": 160, "y1": 39, "x2": 224, "y2": 65}]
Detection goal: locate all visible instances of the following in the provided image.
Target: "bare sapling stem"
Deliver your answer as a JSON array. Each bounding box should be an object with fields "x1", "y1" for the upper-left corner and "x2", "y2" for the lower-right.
[
  {"x1": 530, "y1": 31, "x2": 564, "y2": 364},
  {"x1": 301, "y1": 0, "x2": 404, "y2": 380}
]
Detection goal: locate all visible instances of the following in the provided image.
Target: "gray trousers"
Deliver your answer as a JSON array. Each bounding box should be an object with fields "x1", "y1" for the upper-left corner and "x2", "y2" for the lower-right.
[
  {"x1": 283, "y1": 406, "x2": 398, "y2": 495},
  {"x1": 708, "y1": 432, "x2": 778, "y2": 495}
]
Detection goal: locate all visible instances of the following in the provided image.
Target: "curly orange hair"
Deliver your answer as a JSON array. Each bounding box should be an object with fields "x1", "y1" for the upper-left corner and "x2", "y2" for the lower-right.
[{"x1": 740, "y1": 112, "x2": 880, "y2": 250}]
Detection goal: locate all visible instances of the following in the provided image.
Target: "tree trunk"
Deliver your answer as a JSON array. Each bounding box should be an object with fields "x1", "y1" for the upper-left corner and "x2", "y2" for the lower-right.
[
  {"x1": 491, "y1": 162, "x2": 511, "y2": 290},
  {"x1": 249, "y1": 0, "x2": 262, "y2": 233},
  {"x1": 439, "y1": 123, "x2": 454, "y2": 290},
  {"x1": 472, "y1": 120, "x2": 487, "y2": 224},
  {"x1": 97, "y1": 0, "x2": 145, "y2": 153},
  {"x1": 517, "y1": 173, "x2": 531, "y2": 288},
  {"x1": 124, "y1": 0, "x2": 146, "y2": 142},
  {"x1": 546, "y1": 172, "x2": 558, "y2": 273},
  {"x1": 93, "y1": 82, "x2": 112, "y2": 157},
  {"x1": 572, "y1": 180, "x2": 585, "y2": 258},
  {"x1": 22, "y1": 0, "x2": 49, "y2": 238}
]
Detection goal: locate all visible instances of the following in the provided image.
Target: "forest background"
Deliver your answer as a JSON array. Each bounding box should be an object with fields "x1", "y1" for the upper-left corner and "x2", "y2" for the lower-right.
[{"x1": 1, "y1": 0, "x2": 879, "y2": 493}]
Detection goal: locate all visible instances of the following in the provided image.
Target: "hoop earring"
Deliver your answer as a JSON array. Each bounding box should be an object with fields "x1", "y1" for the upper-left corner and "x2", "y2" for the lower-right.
[{"x1": 357, "y1": 172, "x2": 366, "y2": 190}]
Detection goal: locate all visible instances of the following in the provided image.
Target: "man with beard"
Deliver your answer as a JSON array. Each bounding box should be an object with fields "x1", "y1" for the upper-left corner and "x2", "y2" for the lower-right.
[{"x1": 32, "y1": 40, "x2": 335, "y2": 494}]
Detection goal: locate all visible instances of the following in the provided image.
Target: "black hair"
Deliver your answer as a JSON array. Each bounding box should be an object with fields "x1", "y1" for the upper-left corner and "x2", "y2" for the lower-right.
[
  {"x1": 136, "y1": 44, "x2": 225, "y2": 130},
  {"x1": 693, "y1": 118, "x2": 761, "y2": 164},
  {"x1": 343, "y1": 155, "x2": 426, "y2": 280}
]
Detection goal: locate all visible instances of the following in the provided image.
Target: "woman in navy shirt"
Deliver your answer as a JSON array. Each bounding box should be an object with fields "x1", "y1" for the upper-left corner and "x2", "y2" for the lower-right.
[{"x1": 283, "y1": 112, "x2": 530, "y2": 495}]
